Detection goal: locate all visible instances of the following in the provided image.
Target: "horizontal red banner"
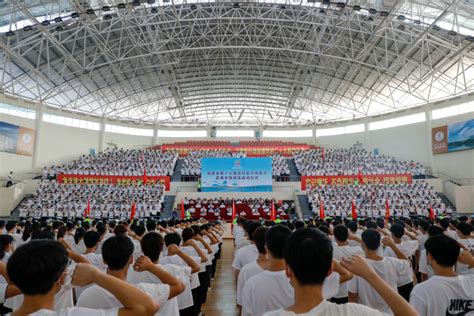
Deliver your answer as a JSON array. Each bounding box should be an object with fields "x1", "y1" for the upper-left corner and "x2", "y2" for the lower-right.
[
  {"x1": 301, "y1": 173, "x2": 413, "y2": 190},
  {"x1": 57, "y1": 174, "x2": 171, "y2": 191}
]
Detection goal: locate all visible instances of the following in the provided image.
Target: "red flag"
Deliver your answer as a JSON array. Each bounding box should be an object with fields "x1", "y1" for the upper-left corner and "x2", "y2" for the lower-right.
[
  {"x1": 429, "y1": 205, "x2": 435, "y2": 220},
  {"x1": 385, "y1": 199, "x2": 390, "y2": 221},
  {"x1": 270, "y1": 200, "x2": 276, "y2": 221},
  {"x1": 181, "y1": 199, "x2": 185, "y2": 219},
  {"x1": 142, "y1": 168, "x2": 147, "y2": 185},
  {"x1": 84, "y1": 199, "x2": 90, "y2": 218},
  {"x1": 358, "y1": 169, "x2": 364, "y2": 184},
  {"x1": 321, "y1": 147, "x2": 325, "y2": 161},
  {"x1": 351, "y1": 200, "x2": 357, "y2": 220},
  {"x1": 319, "y1": 198, "x2": 325, "y2": 219},
  {"x1": 232, "y1": 199, "x2": 236, "y2": 221},
  {"x1": 130, "y1": 201, "x2": 136, "y2": 220}
]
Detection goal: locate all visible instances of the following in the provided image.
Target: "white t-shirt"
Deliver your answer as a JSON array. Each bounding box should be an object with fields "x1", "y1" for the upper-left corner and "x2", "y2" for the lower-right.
[
  {"x1": 383, "y1": 241, "x2": 418, "y2": 286},
  {"x1": 456, "y1": 239, "x2": 474, "y2": 275},
  {"x1": 418, "y1": 249, "x2": 434, "y2": 279},
  {"x1": 159, "y1": 256, "x2": 194, "y2": 310},
  {"x1": 263, "y1": 300, "x2": 389, "y2": 316},
  {"x1": 30, "y1": 307, "x2": 119, "y2": 316},
  {"x1": 348, "y1": 257, "x2": 410, "y2": 314},
  {"x1": 77, "y1": 283, "x2": 169, "y2": 316},
  {"x1": 332, "y1": 245, "x2": 364, "y2": 298},
  {"x1": 241, "y1": 270, "x2": 340, "y2": 316},
  {"x1": 232, "y1": 244, "x2": 258, "y2": 270},
  {"x1": 410, "y1": 275, "x2": 474, "y2": 316},
  {"x1": 237, "y1": 260, "x2": 265, "y2": 305}
]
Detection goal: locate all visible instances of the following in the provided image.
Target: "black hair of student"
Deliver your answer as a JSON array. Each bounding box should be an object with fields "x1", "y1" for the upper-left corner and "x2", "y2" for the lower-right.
[
  {"x1": 0, "y1": 235, "x2": 13, "y2": 259},
  {"x1": 419, "y1": 220, "x2": 430, "y2": 232},
  {"x1": 109, "y1": 221, "x2": 116, "y2": 229},
  {"x1": 164, "y1": 232, "x2": 182, "y2": 247},
  {"x1": 247, "y1": 222, "x2": 262, "y2": 242},
  {"x1": 52, "y1": 221, "x2": 61, "y2": 231},
  {"x1": 5, "y1": 221, "x2": 17, "y2": 232},
  {"x1": 140, "y1": 232, "x2": 164, "y2": 262},
  {"x1": 83, "y1": 231, "x2": 100, "y2": 248},
  {"x1": 102, "y1": 235, "x2": 134, "y2": 270},
  {"x1": 457, "y1": 222, "x2": 473, "y2": 236},
  {"x1": 283, "y1": 228, "x2": 333, "y2": 285},
  {"x1": 146, "y1": 220, "x2": 157, "y2": 232},
  {"x1": 56, "y1": 226, "x2": 67, "y2": 239},
  {"x1": 458, "y1": 216, "x2": 468, "y2": 222},
  {"x1": 134, "y1": 225, "x2": 146, "y2": 237},
  {"x1": 358, "y1": 219, "x2": 365, "y2": 226},
  {"x1": 0, "y1": 221, "x2": 5, "y2": 228},
  {"x1": 96, "y1": 223, "x2": 106, "y2": 237},
  {"x1": 81, "y1": 221, "x2": 91, "y2": 231},
  {"x1": 347, "y1": 221, "x2": 358, "y2": 233},
  {"x1": 428, "y1": 225, "x2": 444, "y2": 237},
  {"x1": 376, "y1": 218, "x2": 385, "y2": 229},
  {"x1": 318, "y1": 225, "x2": 329, "y2": 236},
  {"x1": 390, "y1": 224, "x2": 405, "y2": 239},
  {"x1": 191, "y1": 225, "x2": 200, "y2": 235},
  {"x1": 365, "y1": 221, "x2": 377, "y2": 230},
  {"x1": 66, "y1": 222, "x2": 74, "y2": 231},
  {"x1": 439, "y1": 218, "x2": 449, "y2": 230},
  {"x1": 425, "y1": 235, "x2": 460, "y2": 267},
  {"x1": 113, "y1": 224, "x2": 128, "y2": 236},
  {"x1": 333, "y1": 224, "x2": 349, "y2": 242},
  {"x1": 253, "y1": 226, "x2": 268, "y2": 254},
  {"x1": 74, "y1": 227, "x2": 86, "y2": 244},
  {"x1": 7, "y1": 240, "x2": 68, "y2": 295},
  {"x1": 361, "y1": 229, "x2": 381, "y2": 251},
  {"x1": 287, "y1": 223, "x2": 295, "y2": 231},
  {"x1": 265, "y1": 225, "x2": 291, "y2": 259},
  {"x1": 182, "y1": 227, "x2": 195, "y2": 242},
  {"x1": 22, "y1": 225, "x2": 33, "y2": 242}
]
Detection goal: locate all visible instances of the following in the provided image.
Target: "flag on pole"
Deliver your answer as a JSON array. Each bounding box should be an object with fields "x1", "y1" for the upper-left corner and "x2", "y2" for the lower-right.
[
  {"x1": 142, "y1": 168, "x2": 147, "y2": 185},
  {"x1": 321, "y1": 147, "x2": 325, "y2": 161},
  {"x1": 130, "y1": 201, "x2": 136, "y2": 221},
  {"x1": 232, "y1": 199, "x2": 236, "y2": 222},
  {"x1": 319, "y1": 198, "x2": 325, "y2": 219},
  {"x1": 180, "y1": 199, "x2": 185, "y2": 219},
  {"x1": 357, "y1": 169, "x2": 364, "y2": 184},
  {"x1": 84, "y1": 199, "x2": 90, "y2": 219},
  {"x1": 351, "y1": 200, "x2": 357, "y2": 220},
  {"x1": 385, "y1": 199, "x2": 390, "y2": 221},
  {"x1": 429, "y1": 205, "x2": 435, "y2": 221},
  {"x1": 270, "y1": 200, "x2": 276, "y2": 221}
]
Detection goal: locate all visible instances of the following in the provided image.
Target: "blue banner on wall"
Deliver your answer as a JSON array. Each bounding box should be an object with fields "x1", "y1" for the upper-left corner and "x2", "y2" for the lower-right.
[
  {"x1": 201, "y1": 157, "x2": 273, "y2": 192},
  {"x1": 0, "y1": 121, "x2": 35, "y2": 156}
]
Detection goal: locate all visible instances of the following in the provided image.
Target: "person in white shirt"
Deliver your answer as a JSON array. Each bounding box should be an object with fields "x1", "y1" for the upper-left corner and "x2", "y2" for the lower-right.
[
  {"x1": 77, "y1": 235, "x2": 185, "y2": 314},
  {"x1": 332, "y1": 224, "x2": 364, "y2": 304},
  {"x1": 419, "y1": 225, "x2": 445, "y2": 282},
  {"x1": 232, "y1": 222, "x2": 261, "y2": 280},
  {"x1": 263, "y1": 228, "x2": 418, "y2": 316},
  {"x1": 237, "y1": 226, "x2": 269, "y2": 307},
  {"x1": 455, "y1": 222, "x2": 474, "y2": 275},
  {"x1": 348, "y1": 229, "x2": 411, "y2": 314},
  {"x1": 7, "y1": 239, "x2": 158, "y2": 316},
  {"x1": 410, "y1": 234, "x2": 474, "y2": 316}
]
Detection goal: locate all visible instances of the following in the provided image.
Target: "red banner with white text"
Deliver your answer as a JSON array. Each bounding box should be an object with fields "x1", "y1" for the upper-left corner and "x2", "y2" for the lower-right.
[
  {"x1": 301, "y1": 174, "x2": 413, "y2": 190},
  {"x1": 57, "y1": 174, "x2": 171, "y2": 191}
]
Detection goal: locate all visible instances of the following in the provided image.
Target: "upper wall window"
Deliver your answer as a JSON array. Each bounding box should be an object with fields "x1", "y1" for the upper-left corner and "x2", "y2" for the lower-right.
[
  {"x1": 216, "y1": 130, "x2": 254, "y2": 137},
  {"x1": 0, "y1": 102, "x2": 36, "y2": 119},
  {"x1": 157, "y1": 130, "x2": 207, "y2": 138},
  {"x1": 431, "y1": 101, "x2": 474, "y2": 119},
  {"x1": 263, "y1": 129, "x2": 313, "y2": 138},
  {"x1": 105, "y1": 124, "x2": 153, "y2": 136},
  {"x1": 369, "y1": 113, "x2": 426, "y2": 131},
  {"x1": 43, "y1": 113, "x2": 100, "y2": 130},
  {"x1": 316, "y1": 124, "x2": 365, "y2": 137}
]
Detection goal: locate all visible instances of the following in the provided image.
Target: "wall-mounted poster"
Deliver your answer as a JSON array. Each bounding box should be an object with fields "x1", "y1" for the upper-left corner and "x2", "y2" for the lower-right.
[
  {"x1": 432, "y1": 118, "x2": 474, "y2": 154},
  {"x1": 0, "y1": 121, "x2": 35, "y2": 156}
]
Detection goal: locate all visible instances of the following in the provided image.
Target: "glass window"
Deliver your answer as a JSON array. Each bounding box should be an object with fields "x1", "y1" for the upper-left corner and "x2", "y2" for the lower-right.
[
  {"x1": 105, "y1": 124, "x2": 153, "y2": 136},
  {"x1": 316, "y1": 124, "x2": 365, "y2": 137},
  {"x1": 263, "y1": 129, "x2": 313, "y2": 138},
  {"x1": 369, "y1": 113, "x2": 426, "y2": 130},
  {"x1": 157, "y1": 130, "x2": 207, "y2": 138},
  {"x1": 216, "y1": 129, "x2": 254, "y2": 137},
  {"x1": 431, "y1": 101, "x2": 474, "y2": 119},
  {"x1": 43, "y1": 113, "x2": 100, "y2": 131},
  {"x1": 0, "y1": 102, "x2": 36, "y2": 119}
]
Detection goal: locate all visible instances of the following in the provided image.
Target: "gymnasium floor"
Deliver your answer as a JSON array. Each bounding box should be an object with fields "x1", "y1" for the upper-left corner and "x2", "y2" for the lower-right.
[{"x1": 202, "y1": 239, "x2": 239, "y2": 316}]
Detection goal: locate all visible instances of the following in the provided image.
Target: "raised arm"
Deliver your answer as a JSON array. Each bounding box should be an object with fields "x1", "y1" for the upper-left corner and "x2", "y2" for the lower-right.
[
  {"x1": 382, "y1": 237, "x2": 408, "y2": 261},
  {"x1": 168, "y1": 244, "x2": 200, "y2": 274}
]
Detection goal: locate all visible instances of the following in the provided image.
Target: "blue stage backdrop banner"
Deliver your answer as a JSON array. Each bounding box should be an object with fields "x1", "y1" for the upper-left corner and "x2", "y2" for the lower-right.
[{"x1": 201, "y1": 157, "x2": 272, "y2": 192}]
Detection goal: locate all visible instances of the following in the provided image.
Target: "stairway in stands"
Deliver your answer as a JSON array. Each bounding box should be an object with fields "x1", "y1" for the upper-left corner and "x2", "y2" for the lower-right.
[
  {"x1": 438, "y1": 193, "x2": 457, "y2": 215},
  {"x1": 172, "y1": 159, "x2": 184, "y2": 181},
  {"x1": 161, "y1": 195, "x2": 176, "y2": 218},
  {"x1": 286, "y1": 158, "x2": 299, "y2": 180},
  {"x1": 9, "y1": 194, "x2": 34, "y2": 218},
  {"x1": 297, "y1": 195, "x2": 313, "y2": 219}
]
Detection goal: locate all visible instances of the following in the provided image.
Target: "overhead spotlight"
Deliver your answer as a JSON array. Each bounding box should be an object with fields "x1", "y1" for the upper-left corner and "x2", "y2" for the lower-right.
[
  {"x1": 380, "y1": 11, "x2": 389, "y2": 17},
  {"x1": 466, "y1": 35, "x2": 474, "y2": 42},
  {"x1": 233, "y1": 3, "x2": 240, "y2": 8},
  {"x1": 319, "y1": 9, "x2": 326, "y2": 14},
  {"x1": 71, "y1": 12, "x2": 80, "y2": 18},
  {"x1": 151, "y1": 7, "x2": 158, "y2": 13},
  {"x1": 102, "y1": 5, "x2": 111, "y2": 11},
  {"x1": 367, "y1": 16, "x2": 373, "y2": 21},
  {"x1": 147, "y1": 0, "x2": 156, "y2": 3},
  {"x1": 86, "y1": 8, "x2": 95, "y2": 14},
  {"x1": 23, "y1": 25, "x2": 33, "y2": 31},
  {"x1": 104, "y1": 14, "x2": 112, "y2": 20},
  {"x1": 397, "y1": 24, "x2": 405, "y2": 30},
  {"x1": 190, "y1": 4, "x2": 197, "y2": 10},
  {"x1": 5, "y1": 30, "x2": 14, "y2": 37},
  {"x1": 55, "y1": 25, "x2": 64, "y2": 32},
  {"x1": 54, "y1": 17, "x2": 63, "y2": 23},
  {"x1": 448, "y1": 30, "x2": 457, "y2": 36},
  {"x1": 353, "y1": 5, "x2": 361, "y2": 11},
  {"x1": 336, "y1": 2, "x2": 345, "y2": 8},
  {"x1": 132, "y1": 0, "x2": 141, "y2": 7},
  {"x1": 368, "y1": 8, "x2": 377, "y2": 14},
  {"x1": 41, "y1": 20, "x2": 50, "y2": 26},
  {"x1": 413, "y1": 20, "x2": 421, "y2": 24},
  {"x1": 117, "y1": 3, "x2": 126, "y2": 9},
  {"x1": 280, "y1": 4, "x2": 286, "y2": 10},
  {"x1": 397, "y1": 15, "x2": 405, "y2": 20},
  {"x1": 432, "y1": 25, "x2": 441, "y2": 31}
]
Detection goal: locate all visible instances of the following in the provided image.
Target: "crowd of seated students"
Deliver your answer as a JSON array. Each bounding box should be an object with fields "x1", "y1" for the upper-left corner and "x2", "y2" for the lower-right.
[
  {"x1": 182, "y1": 197, "x2": 294, "y2": 221},
  {"x1": 233, "y1": 215, "x2": 474, "y2": 316},
  {"x1": 42, "y1": 148, "x2": 178, "y2": 179},
  {"x1": 18, "y1": 181, "x2": 165, "y2": 219},
  {"x1": 294, "y1": 148, "x2": 426, "y2": 177},
  {"x1": 307, "y1": 182, "x2": 452, "y2": 218},
  {"x1": 0, "y1": 218, "x2": 224, "y2": 316}
]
